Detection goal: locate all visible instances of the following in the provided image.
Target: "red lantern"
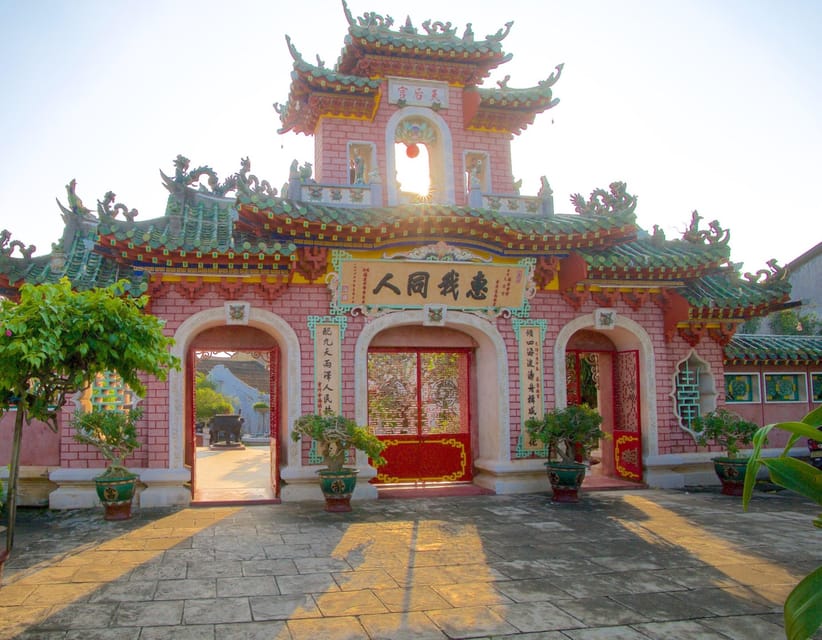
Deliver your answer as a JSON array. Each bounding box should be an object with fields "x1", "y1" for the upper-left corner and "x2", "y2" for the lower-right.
[{"x1": 406, "y1": 143, "x2": 419, "y2": 158}]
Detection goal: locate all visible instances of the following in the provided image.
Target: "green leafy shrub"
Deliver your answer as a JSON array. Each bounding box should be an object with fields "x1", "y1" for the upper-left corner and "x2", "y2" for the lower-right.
[
  {"x1": 525, "y1": 404, "x2": 604, "y2": 464},
  {"x1": 292, "y1": 413, "x2": 386, "y2": 472}
]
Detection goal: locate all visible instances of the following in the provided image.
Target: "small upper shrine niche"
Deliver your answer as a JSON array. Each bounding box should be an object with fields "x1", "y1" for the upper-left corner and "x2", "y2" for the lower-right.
[{"x1": 275, "y1": 1, "x2": 563, "y2": 211}]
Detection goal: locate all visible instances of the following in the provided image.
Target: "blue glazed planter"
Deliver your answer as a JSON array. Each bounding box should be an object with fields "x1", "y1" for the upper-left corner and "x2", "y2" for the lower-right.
[
  {"x1": 94, "y1": 471, "x2": 138, "y2": 521},
  {"x1": 711, "y1": 457, "x2": 749, "y2": 496},
  {"x1": 317, "y1": 468, "x2": 359, "y2": 512},
  {"x1": 545, "y1": 461, "x2": 586, "y2": 503}
]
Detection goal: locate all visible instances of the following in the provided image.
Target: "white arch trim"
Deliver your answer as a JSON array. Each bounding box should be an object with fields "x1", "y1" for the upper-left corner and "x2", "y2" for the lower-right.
[
  {"x1": 554, "y1": 313, "x2": 659, "y2": 458},
  {"x1": 385, "y1": 106, "x2": 456, "y2": 206},
  {"x1": 354, "y1": 309, "x2": 510, "y2": 470},
  {"x1": 167, "y1": 306, "x2": 302, "y2": 470}
]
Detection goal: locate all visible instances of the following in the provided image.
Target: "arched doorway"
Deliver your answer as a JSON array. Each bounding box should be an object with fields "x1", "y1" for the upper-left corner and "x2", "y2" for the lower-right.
[
  {"x1": 565, "y1": 329, "x2": 643, "y2": 483},
  {"x1": 367, "y1": 326, "x2": 475, "y2": 485},
  {"x1": 186, "y1": 325, "x2": 281, "y2": 503}
]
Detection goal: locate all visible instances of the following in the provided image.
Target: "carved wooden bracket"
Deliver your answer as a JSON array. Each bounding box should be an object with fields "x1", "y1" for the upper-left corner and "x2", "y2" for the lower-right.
[
  {"x1": 653, "y1": 289, "x2": 691, "y2": 343},
  {"x1": 218, "y1": 280, "x2": 246, "y2": 300},
  {"x1": 677, "y1": 323, "x2": 706, "y2": 347},
  {"x1": 621, "y1": 290, "x2": 649, "y2": 311},
  {"x1": 532, "y1": 256, "x2": 560, "y2": 289},
  {"x1": 258, "y1": 273, "x2": 292, "y2": 303},
  {"x1": 174, "y1": 279, "x2": 208, "y2": 302},
  {"x1": 294, "y1": 246, "x2": 329, "y2": 283},
  {"x1": 560, "y1": 288, "x2": 587, "y2": 311},
  {"x1": 147, "y1": 276, "x2": 169, "y2": 300},
  {"x1": 590, "y1": 289, "x2": 619, "y2": 308},
  {"x1": 708, "y1": 322, "x2": 737, "y2": 346}
]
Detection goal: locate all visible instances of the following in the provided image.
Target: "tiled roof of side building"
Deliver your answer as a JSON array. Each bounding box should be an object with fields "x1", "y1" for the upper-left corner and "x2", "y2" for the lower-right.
[{"x1": 725, "y1": 334, "x2": 822, "y2": 365}]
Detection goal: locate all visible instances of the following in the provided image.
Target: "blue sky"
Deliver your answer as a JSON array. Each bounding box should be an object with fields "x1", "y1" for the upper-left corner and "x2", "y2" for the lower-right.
[{"x1": 1, "y1": 0, "x2": 820, "y2": 273}]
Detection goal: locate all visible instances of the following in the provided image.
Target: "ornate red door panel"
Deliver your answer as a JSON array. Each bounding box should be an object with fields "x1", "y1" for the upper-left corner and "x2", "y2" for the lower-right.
[
  {"x1": 368, "y1": 350, "x2": 472, "y2": 483},
  {"x1": 613, "y1": 350, "x2": 642, "y2": 481}
]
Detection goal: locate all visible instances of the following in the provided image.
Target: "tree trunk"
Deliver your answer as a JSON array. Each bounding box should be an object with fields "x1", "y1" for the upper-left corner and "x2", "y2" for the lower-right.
[{"x1": 5, "y1": 405, "x2": 25, "y2": 555}]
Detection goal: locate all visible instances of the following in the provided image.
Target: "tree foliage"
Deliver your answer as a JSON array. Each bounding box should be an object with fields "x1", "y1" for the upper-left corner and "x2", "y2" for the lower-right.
[
  {"x1": 194, "y1": 373, "x2": 235, "y2": 422},
  {"x1": 0, "y1": 278, "x2": 180, "y2": 559},
  {"x1": 0, "y1": 278, "x2": 179, "y2": 429},
  {"x1": 769, "y1": 310, "x2": 822, "y2": 336}
]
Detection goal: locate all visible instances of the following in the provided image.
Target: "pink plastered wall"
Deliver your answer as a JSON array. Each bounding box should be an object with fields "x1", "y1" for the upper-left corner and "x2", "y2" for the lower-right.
[{"x1": 315, "y1": 83, "x2": 516, "y2": 204}]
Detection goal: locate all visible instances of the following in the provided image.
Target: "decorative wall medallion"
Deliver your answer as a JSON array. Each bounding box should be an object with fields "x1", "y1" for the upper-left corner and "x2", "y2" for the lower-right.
[
  {"x1": 225, "y1": 301, "x2": 250, "y2": 325},
  {"x1": 594, "y1": 308, "x2": 616, "y2": 330},
  {"x1": 423, "y1": 304, "x2": 447, "y2": 326}
]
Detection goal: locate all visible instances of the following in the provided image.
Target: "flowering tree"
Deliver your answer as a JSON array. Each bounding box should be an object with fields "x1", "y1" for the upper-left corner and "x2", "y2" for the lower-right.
[{"x1": 0, "y1": 278, "x2": 179, "y2": 566}]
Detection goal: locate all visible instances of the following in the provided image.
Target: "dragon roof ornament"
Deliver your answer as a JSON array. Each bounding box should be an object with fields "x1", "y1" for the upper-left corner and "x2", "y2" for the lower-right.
[
  {"x1": 160, "y1": 154, "x2": 238, "y2": 197},
  {"x1": 56, "y1": 179, "x2": 95, "y2": 222},
  {"x1": 236, "y1": 157, "x2": 278, "y2": 199},
  {"x1": 97, "y1": 191, "x2": 138, "y2": 222},
  {"x1": 570, "y1": 181, "x2": 637, "y2": 217},
  {"x1": 743, "y1": 258, "x2": 787, "y2": 287},
  {"x1": 0, "y1": 229, "x2": 35, "y2": 261},
  {"x1": 681, "y1": 210, "x2": 730, "y2": 246}
]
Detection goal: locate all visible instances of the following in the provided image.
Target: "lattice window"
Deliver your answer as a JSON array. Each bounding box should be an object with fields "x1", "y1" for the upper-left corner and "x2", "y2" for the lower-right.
[
  {"x1": 671, "y1": 350, "x2": 716, "y2": 435},
  {"x1": 764, "y1": 373, "x2": 807, "y2": 403},
  {"x1": 812, "y1": 373, "x2": 822, "y2": 403},
  {"x1": 89, "y1": 371, "x2": 135, "y2": 411},
  {"x1": 724, "y1": 373, "x2": 761, "y2": 403}
]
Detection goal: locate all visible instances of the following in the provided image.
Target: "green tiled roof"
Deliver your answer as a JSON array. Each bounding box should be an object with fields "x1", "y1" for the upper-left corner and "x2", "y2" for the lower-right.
[
  {"x1": 98, "y1": 191, "x2": 236, "y2": 254},
  {"x1": 289, "y1": 39, "x2": 382, "y2": 92},
  {"x1": 678, "y1": 269, "x2": 790, "y2": 315},
  {"x1": 580, "y1": 237, "x2": 730, "y2": 277},
  {"x1": 237, "y1": 192, "x2": 636, "y2": 243},
  {"x1": 725, "y1": 334, "x2": 822, "y2": 365},
  {"x1": 0, "y1": 224, "x2": 147, "y2": 297}
]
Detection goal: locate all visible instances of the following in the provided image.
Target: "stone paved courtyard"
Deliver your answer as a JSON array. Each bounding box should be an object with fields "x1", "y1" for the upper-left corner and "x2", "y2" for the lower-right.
[{"x1": 0, "y1": 488, "x2": 820, "y2": 639}]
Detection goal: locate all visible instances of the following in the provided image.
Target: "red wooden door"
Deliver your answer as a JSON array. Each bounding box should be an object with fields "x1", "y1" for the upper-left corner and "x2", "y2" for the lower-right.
[
  {"x1": 613, "y1": 350, "x2": 642, "y2": 481},
  {"x1": 368, "y1": 349, "x2": 472, "y2": 483}
]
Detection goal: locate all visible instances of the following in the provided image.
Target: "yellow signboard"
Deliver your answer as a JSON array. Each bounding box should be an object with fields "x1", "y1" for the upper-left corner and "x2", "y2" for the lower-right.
[{"x1": 337, "y1": 258, "x2": 531, "y2": 313}]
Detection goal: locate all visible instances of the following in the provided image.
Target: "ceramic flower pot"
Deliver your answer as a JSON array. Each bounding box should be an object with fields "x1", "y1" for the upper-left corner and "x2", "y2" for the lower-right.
[
  {"x1": 317, "y1": 468, "x2": 359, "y2": 512},
  {"x1": 711, "y1": 456, "x2": 749, "y2": 496},
  {"x1": 545, "y1": 461, "x2": 587, "y2": 503},
  {"x1": 94, "y1": 471, "x2": 138, "y2": 520}
]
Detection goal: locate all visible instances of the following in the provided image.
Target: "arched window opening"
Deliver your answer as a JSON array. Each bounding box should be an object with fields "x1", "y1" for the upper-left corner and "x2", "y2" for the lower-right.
[{"x1": 394, "y1": 142, "x2": 431, "y2": 200}]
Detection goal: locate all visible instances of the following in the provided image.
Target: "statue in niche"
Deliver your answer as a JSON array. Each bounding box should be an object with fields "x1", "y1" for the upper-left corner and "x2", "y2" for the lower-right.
[
  {"x1": 469, "y1": 158, "x2": 483, "y2": 189},
  {"x1": 351, "y1": 150, "x2": 366, "y2": 185}
]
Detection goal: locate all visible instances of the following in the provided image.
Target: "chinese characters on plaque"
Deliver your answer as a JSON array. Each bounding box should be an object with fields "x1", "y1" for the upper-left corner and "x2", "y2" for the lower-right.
[
  {"x1": 387, "y1": 77, "x2": 449, "y2": 108},
  {"x1": 309, "y1": 318, "x2": 344, "y2": 415},
  {"x1": 338, "y1": 258, "x2": 529, "y2": 314},
  {"x1": 515, "y1": 320, "x2": 546, "y2": 454}
]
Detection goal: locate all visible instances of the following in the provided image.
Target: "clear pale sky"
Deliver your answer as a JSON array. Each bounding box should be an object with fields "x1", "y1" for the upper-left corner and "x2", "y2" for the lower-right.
[{"x1": 1, "y1": 0, "x2": 820, "y2": 273}]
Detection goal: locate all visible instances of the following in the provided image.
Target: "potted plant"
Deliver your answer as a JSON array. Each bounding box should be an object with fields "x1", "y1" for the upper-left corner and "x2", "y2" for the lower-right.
[
  {"x1": 692, "y1": 407, "x2": 760, "y2": 496},
  {"x1": 72, "y1": 406, "x2": 143, "y2": 520},
  {"x1": 291, "y1": 413, "x2": 386, "y2": 512},
  {"x1": 525, "y1": 404, "x2": 604, "y2": 502}
]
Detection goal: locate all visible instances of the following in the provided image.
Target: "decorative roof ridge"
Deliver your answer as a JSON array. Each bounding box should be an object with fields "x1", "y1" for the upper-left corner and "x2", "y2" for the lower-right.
[
  {"x1": 284, "y1": 35, "x2": 382, "y2": 88},
  {"x1": 341, "y1": 0, "x2": 513, "y2": 47},
  {"x1": 477, "y1": 64, "x2": 565, "y2": 99}
]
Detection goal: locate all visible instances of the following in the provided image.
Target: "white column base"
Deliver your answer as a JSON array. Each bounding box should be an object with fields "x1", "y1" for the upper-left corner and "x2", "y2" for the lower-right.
[
  {"x1": 473, "y1": 458, "x2": 548, "y2": 494},
  {"x1": 138, "y1": 468, "x2": 191, "y2": 507}
]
